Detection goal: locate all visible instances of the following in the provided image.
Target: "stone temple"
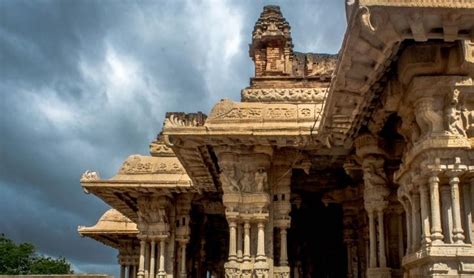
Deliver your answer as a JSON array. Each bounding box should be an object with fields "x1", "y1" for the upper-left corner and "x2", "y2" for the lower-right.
[{"x1": 78, "y1": 2, "x2": 474, "y2": 277}]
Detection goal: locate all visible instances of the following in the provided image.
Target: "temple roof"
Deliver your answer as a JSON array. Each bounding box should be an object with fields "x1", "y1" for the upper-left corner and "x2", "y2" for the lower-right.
[
  {"x1": 78, "y1": 209, "x2": 137, "y2": 249},
  {"x1": 80, "y1": 140, "x2": 195, "y2": 221}
]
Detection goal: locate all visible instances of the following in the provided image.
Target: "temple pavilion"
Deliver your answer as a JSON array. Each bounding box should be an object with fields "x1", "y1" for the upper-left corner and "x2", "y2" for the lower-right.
[{"x1": 78, "y1": 2, "x2": 474, "y2": 277}]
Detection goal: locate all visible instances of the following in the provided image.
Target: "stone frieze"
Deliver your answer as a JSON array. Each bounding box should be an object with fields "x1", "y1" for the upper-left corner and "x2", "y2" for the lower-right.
[{"x1": 241, "y1": 88, "x2": 327, "y2": 103}]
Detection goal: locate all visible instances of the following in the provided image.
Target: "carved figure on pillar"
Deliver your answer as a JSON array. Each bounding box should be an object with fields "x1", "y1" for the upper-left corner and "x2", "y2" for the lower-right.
[
  {"x1": 220, "y1": 164, "x2": 241, "y2": 193},
  {"x1": 255, "y1": 168, "x2": 268, "y2": 192},
  {"x1": 444, "y1": 89, "x2": 467, "y2": 137}
]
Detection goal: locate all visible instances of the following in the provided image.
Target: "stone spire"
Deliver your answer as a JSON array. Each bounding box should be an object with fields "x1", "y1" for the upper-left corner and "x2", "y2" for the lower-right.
[{"x1": 249, "y1": 5, "x2": 294, "y2": 77}]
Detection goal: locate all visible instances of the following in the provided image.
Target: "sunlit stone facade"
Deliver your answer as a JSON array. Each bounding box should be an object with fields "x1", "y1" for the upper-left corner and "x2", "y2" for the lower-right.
[{"x1": 78, "y1": 2, "x2": 474, "y2": 277}]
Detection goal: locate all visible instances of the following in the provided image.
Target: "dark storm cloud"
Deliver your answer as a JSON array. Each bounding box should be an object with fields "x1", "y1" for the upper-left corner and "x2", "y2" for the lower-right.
[{"x1": 0, "y1": 0, "x2": 346, "y2": 275}]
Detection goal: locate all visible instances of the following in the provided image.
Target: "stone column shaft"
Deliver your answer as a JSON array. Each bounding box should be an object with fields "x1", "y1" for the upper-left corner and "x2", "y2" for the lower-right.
[
  {"x1": 257, "y1": 222, "x2": 266, "y2": 261},
  {"x1": 237, "y1": 223, "x2": 243, "y2": 261},
  {"x1": 429, "y1": 175, "x2": 444, "y2": 242},
  {"x1": 368, "y1": 210, "x2": 377, "y2": 268},
  {"x1": 411, "y1": 193, "x2": 421, "y2": 250},
  {"x1": 377, "y1": 210, "x2": 387, "y2": 268},
  {"x1": 138, "y1": 240, "x2": 146, "y2": 278},
  {"x1": 441, "y1": 186, "x2": 454, "y2": 243},
  {"x1": 144, "y1": 243, "x2": 150, "y2": 278},
  {"x1": 228, "y1": 221, "x2": 237, "y2": 261},
  {"x1": 180, "y1": 242, "x2": 187, "y2": 278},
  {"x1": 149, "y1": 241, "x2": 156, "y2": 278},
  {"x1": 243, "y1": 222, "x2": 251, "y2": 261},
  {"x1": 450, "y1": 175, "x2": 465, "y2": 243},
  {"x1": 158, "y1": 240, "x2": 166, "y2": 276},
  {"x1": 280, "y1": 228, "x2": 288, "y2": 266},
  {"x1": 419, "y1": 185, "x2": 431, "y2": 245},
  {"x1": 402, "y1": 200, "x2": 413, "y2": 254}
]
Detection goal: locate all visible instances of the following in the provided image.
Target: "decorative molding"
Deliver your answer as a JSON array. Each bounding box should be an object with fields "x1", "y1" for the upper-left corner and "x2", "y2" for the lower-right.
[
  {"x1": 207, "y1": 99, "x2": 320, "y2": 122},
  {"x1": 118, "y1": 155, "x2": 185, "y2": 175},
  {"x1": 164, "y1": 112, "x2": 207, "y2": 128},
  {"x1": 241, "y1": 88, "x2": 327, "y2": 103}
]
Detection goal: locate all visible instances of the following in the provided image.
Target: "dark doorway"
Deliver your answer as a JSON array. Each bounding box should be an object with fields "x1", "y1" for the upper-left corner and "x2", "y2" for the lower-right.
[{"x1": 288, "y1": 193, "x2": 347, "y2": 278}]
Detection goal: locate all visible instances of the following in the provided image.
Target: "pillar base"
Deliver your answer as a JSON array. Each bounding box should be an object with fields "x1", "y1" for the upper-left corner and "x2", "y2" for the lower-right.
[
  {"x1": 224, "y1": 261, "x2": 241, "y2": 278},
  {"x1": 367, "y1": 267, "x2": 391, "y2": 278},
  {"x1": 254, "y1": 261, "x2": 269, "y2": 278},
  {"x1": 274, "y1": 266, "x2": 290, "y2": 278}
]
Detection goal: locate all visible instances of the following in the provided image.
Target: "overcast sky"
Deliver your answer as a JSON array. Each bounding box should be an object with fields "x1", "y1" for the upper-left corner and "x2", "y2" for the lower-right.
[{"x1": 0, "y1": 0, "x2": 346, "y2": 275}]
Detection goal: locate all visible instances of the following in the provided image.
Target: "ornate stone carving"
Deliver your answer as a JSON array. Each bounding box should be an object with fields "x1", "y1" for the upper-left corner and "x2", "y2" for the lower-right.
[
  {"x1": 219, "y1": 163, "x2": 268, "y2": 194},
  {"x1": 208, "y1": 99, "x2": 319, "y2": 122},
  {"x1": 149, "y1": 138, "x2": 175, "y2": 157},
  {"x1": 414, "y1": 97, "x2": 444, "y2": 138},
  {"x1": 137, "y1": 196, "x2": 170, "y2": 238},
  {"x1": 444, "y1": 89, "x2": 467, "y2": 137},
  {"x1": 249, "y1": 5, "x2": 293, "y2": 77},
  {"x1": 81, "y1": 170, "x2": 100, "y2": 181},
  {"x1": 241, "y1": 88, "x2": 326, "y2": 103},
  {"x1": 254, "y1": 169, "x2": 268, "y2": 192},
  {"x1": 220, "y1": 164, "x2": 241, "y2": 193},
  {"x1": 118, "y1": 155, "x2": 185, "y2": 175},
  {"x1": 164, "y1": 112, "x2": 206, "y2": 128},
  {"x1": 362, "y1": 156, "x2": 390, "y2": 211}
]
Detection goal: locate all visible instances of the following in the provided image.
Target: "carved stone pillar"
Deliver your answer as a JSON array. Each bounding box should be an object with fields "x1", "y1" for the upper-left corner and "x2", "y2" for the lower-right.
[
  {"x1": 149, "y1": 240, "x2": 155, "y2": 278},
  {"x1": 243, "y1": 221, "x2": 251, "y2": 262},
  {"x1": 175, "y1": 193, "x2": 192, "y2": 278},
  {"x1": 419, "y1": 184, "x2": 431, "y2": 245},
  {"x1": 449, "y1": 174, "x2": 465, "y2": 243},
  {"x1": 355, "y1": 135, "x2": 390, "y2": 276},
  {"x1": 179, "y1": 241, "x2": 187, "y2": 278},
  {"x1": 228, "y1": 221, "x2": 237, "y2": 261},
  {"x1": 137, "y1": 239, "x2": 146, "y2": 278},
  {"x1": 441, "y1": 185, "x2": 454, "y2": 244},
  {"x1": 399, "y1": 198, "x2": 412, "y2": 254},
  {"x1": 158, "y1": 240, "x2": 166, "y2": 278},
  {"x1": 237, "y1": 223, "x2": 243, "y2": 261},
  {"x1": 280, "y1": 227, "x2": 288, "y2": 266},
  {"x1": 256, "y1": 221, "x2": 266, "y2": 261},
  {"x1": 368, "y1": 209, "x2": 377, "y2": 268},
  {"x1": 144, "y1": 243, "x2": 149, "y2": 278},
  {"x1": 377, "y1": 210, "x2": 387, "y2": 268},
  {"x1": 429, "y1": 174, "x2": 444, "y2": 243},
  {"x1": 410, "y1": 192, "x2": 421, "y2": 250}
]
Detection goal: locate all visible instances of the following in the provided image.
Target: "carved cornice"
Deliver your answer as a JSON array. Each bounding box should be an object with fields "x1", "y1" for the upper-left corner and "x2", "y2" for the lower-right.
[{"x1": 241, "y1": 87, "x2": 327, "y2": 103}]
